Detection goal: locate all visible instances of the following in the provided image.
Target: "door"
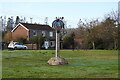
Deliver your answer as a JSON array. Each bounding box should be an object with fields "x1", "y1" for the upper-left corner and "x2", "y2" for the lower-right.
[{"x1": 44, "y1": 41, "x2": 49, "y2": 49}]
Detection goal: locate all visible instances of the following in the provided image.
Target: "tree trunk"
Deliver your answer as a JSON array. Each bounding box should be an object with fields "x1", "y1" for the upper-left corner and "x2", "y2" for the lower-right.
[
  {"x1": 114, "y1": 39, "x2": 117, "y2": 50},
  {"x1": 39, "y1": 44, "x2": 41, "y2": 50},
  {"x1": 32, "y1": 43, "x2": 33, "y2": 50},
  {"x1": 92, "y1": 41, "x2": 95, "y2": 49},
  {"x1": 72, "y1": 42, "x2": 75, "y2": 51},
  {"x1": 37, "y1": 44, "x2": 39, "y2": 50}
]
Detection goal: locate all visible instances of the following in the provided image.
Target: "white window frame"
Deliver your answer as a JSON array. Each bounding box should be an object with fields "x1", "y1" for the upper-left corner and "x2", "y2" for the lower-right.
[
  {"x1": 42, "y1": 31, "x2": 45, "y2": 37},
  {"x1": 33, "y1": 30, "x2": 37, "y2": 36},
  {"x1": 49, "y1": 31, "x2": 53, "y2": 37}
]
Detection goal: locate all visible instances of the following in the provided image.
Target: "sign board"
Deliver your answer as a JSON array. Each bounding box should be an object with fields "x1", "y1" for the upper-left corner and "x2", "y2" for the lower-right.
[{"x1": 52, "y1": 19, "x2": 64, "y2": 31}]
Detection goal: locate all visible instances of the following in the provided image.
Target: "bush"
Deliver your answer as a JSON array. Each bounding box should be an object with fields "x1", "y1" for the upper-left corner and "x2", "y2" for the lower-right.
[{"x1": 17, "y1": 37, "x2": 28, "y2": 44}]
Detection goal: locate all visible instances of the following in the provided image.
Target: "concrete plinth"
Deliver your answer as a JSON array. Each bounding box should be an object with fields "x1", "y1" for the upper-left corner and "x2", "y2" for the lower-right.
[{"x1": 47, "y1": 57, "x2": 68, "y2": 65}]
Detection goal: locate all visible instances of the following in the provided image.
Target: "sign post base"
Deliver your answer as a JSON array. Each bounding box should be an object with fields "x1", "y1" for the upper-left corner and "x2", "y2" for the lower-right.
[{"x1": 47, "y1": 57, "x2": 68, "y2": 65}]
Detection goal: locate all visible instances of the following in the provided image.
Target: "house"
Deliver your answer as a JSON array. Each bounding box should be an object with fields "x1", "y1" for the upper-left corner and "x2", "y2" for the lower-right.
[{"x1": 11, "y1": 23, "x2": 55, "y2": 49}]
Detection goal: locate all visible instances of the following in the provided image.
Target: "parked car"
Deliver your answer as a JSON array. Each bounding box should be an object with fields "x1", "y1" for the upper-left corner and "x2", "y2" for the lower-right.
[{"x1": 8, "y1": 42, "x2": 28, "y2": 50}]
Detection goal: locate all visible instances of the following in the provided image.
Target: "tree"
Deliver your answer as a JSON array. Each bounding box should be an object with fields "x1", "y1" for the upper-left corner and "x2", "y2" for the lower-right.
[
  {"x1": 86, "y1": 19, "x2": 100, "y2": 49},
  {"x1": 76, "y1": 19, "x2": 100, "y2": 49},
  {"x1": 30, "y1": 35, "x2": 44, "y2": 50},
  {"x1": 98, "y1": 17, "x2": 118, "y2": 49},
  {"x1": 4, "y1": 32, "x2": 12, "y2": 42},
  {"x1": 105, "y1": 11, "x2": 118, "y2": 50},
  {"x1": 71, "y1": 32, "x2": 75, "y2": 50},
  {"x1": 6, "y1": 17, "x2": 14, "y2": 32},
  {"x1": 62, "y1": 32, "x2": 75, "y2": 49},
  {"x1": 17, "y1": 37, "x2": 27, "y2": 44},
  {"x1": 15, "y1": 16, "x2": 20, "y2": 25},
  {"x1": 75, "y1": 11, "x2": 118, "y2": 50},
  {"x1": 62, "y1": 34, "x2": 71, "y2": 49}
]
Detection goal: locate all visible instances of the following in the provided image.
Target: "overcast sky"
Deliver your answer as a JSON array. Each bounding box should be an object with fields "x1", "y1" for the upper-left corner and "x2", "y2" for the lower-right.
[{"x1": 0, "y1": 0, "x2": 119, "y2": 28}]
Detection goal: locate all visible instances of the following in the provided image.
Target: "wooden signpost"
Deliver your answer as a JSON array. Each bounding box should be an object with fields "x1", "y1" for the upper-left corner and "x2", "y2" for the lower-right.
[{"x1": 47, "y1": 17, "x2": 68, "y2": 65}]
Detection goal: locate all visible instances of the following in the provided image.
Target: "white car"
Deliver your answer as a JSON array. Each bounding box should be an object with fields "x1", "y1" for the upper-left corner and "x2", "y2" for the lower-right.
[{"x1": 8, "y1": 42, "x2": 28, "y2": 50}]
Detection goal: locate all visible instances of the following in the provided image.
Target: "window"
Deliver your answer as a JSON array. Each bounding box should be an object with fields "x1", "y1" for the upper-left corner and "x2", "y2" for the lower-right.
[
  {"x1": 33, "y1": 30, "x2": 37, "y2": 36},
  {"x1": 51, "y1": 42, "x2": 53, "y2": 45},
  {"x1": 42, "y1": 31, "x2": 45, "y2": 37},
  {"x1": 50, "y1": 41, "x2": 55, "y2": 47},
  {"x1": 49, "y1": 32, "x2": 53, "y2": 37},
  {"x1": 15, "y1": 43, "x2": 22, "y2": 45}
]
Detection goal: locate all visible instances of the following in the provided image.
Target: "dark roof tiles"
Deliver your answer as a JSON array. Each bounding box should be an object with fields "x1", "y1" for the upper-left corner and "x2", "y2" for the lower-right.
[{"x1": 21, "y1": 23, "x2": 55, "y2": 31}]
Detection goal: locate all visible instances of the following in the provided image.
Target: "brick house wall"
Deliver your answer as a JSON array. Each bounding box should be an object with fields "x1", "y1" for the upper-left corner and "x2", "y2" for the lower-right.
[{"x1": 12, "y1": 25, "x2": 29, "y2": 41}]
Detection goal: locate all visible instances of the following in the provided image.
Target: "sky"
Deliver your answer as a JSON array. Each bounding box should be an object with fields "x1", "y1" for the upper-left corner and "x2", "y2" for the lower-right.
[{"x1": 0, "y1": 0, "x2": 119, "y2": 28}]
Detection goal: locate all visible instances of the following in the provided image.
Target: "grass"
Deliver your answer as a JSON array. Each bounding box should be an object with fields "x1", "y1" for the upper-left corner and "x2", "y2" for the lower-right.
[{"x1": 2, "y1": 49, "x2": 118, "y2": 78}]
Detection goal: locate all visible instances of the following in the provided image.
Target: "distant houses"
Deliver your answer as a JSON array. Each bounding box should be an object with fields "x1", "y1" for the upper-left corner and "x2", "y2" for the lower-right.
[{"x1": 11, "y1": 23, "x2": 56, "y2": 49}]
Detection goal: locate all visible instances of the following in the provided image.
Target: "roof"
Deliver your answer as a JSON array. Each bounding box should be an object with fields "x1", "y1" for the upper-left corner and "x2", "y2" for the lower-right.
[
  {"x1": 12, "y1": 23, "x2": 55, "y2": 32},
  {"x1": 21, "y1": 23, "x2": 55, "y2": 30}
]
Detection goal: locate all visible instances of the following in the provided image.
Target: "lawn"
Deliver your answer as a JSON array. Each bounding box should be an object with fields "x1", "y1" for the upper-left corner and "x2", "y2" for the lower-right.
[{"x1": 2, "y1": 50, "x2": 118, "y2": 78}]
